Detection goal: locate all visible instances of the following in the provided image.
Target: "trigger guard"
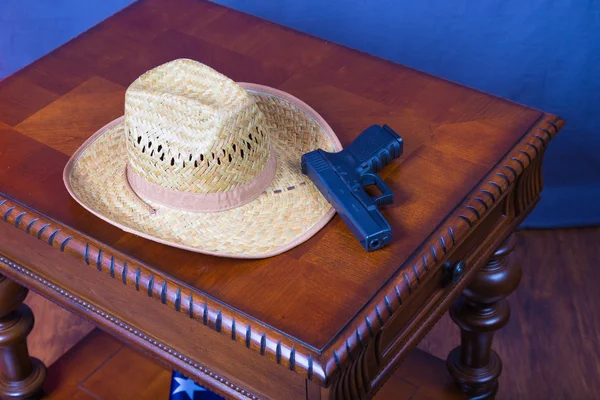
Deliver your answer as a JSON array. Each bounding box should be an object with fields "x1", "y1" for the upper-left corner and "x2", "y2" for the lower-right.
[{"x1": 361, "y1": 174, "x2": 395, "y2": 206}]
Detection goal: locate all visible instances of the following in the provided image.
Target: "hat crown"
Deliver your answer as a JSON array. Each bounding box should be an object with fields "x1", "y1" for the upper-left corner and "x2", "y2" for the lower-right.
[{"x1": 125, "y1": 59, "x2": 272, "y2": 196}]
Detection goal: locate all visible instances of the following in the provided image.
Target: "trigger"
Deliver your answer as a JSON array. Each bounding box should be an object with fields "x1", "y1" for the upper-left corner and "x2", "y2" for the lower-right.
[{"x1": 375, "y1": 193, "x2": 394, "y2": 207}]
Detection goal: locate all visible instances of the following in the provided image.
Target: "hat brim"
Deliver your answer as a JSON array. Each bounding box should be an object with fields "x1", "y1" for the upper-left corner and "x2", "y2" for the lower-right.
[{"x1": 63, "y1": 83, "x2": 343, "y2": 259}]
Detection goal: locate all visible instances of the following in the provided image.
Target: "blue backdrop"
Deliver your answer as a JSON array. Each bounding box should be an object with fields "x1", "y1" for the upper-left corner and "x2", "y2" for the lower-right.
[{"x1": 1, "y1": 0, "x2": 598, "y2": 228}]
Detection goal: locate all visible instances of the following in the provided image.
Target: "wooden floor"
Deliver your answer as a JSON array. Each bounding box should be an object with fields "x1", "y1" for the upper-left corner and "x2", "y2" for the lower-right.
[
  {"x1": 43, "y1": 329, "x2": 173, "y2": 400},
  {"x1": 21, "y1": 228, "x2": 600, "y2": 399},
  {"x1": 24, "y1": 293, "x2": 93, "y2": 368}
]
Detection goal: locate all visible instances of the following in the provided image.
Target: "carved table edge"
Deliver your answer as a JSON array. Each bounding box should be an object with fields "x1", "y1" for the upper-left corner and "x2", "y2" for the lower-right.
[
  {"x1": 0, "y1": 254, "x2": 259, "y2": 400},
  {"x1": 317, "y1": 113, "x2": 564, "y2": 384},
  {"x1": 0, "y1": 198, "x2": 327, "y2": 385},
  {"x1": 0, "y1": 113, "x2": 563, "y2": 388}
]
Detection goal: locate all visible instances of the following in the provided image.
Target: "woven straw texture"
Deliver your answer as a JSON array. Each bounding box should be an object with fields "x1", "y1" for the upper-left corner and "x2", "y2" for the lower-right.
[
  {"x1": 66, "y1": 79, "x2": 341, "y2": 258},
  {"x1": 125, "y1": 60, "x2": 272, "y2": 194}
]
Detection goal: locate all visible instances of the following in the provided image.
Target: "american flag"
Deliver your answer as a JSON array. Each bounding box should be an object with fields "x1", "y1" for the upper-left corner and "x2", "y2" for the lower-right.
[{"x1": 169, "y1": 371, "x2": 224, "y2": 400}]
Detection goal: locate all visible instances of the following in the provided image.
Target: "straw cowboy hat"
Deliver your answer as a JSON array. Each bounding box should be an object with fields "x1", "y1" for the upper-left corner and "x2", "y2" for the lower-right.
[{"x1": 64, "y1": 59, "x2": 342, "y2": 258}]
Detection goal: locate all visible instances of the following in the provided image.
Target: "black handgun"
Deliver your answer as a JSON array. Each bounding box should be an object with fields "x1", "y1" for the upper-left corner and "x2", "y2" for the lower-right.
[{"x1": 301, "y1": 125, "x2": 403, "y2": 251}]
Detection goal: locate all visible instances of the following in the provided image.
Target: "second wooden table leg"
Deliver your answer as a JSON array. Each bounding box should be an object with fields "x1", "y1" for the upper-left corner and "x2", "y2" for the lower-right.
[
  {"x1": 447, "y1": 235, "x2": 522, "y2": 399},
  {"x1": 0, "y1": 276, "x2": 46, "y2": 399}
]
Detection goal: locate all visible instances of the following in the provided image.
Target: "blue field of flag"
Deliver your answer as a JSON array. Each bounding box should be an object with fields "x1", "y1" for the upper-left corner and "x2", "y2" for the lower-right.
[{"x1": 169, "y1": 371, "x2": 224, "y2": 400}]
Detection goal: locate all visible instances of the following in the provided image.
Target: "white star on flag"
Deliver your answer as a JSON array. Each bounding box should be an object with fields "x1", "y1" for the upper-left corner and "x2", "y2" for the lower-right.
[{"x1": 172, "y1": 376, "x2": 206, "y2": 399}]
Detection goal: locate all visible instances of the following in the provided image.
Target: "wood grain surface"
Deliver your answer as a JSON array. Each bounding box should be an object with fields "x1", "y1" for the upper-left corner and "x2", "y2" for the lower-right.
[
  {"x1": 0, "y1": 0, "x2": 566, "y2": 397},
  {"x1": 0, "y1": 0, "x2": 561, "y2": 346}
]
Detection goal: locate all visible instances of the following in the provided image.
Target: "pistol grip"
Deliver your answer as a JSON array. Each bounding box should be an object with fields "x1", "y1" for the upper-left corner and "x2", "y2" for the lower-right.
[{"x1": 361, "y1": 173, "x2": 394, "y2": 207}]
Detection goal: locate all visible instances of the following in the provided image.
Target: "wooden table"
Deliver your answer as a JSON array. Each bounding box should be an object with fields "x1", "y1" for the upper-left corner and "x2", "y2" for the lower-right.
[{"x1": 0, "y1": 0, "x2": 563, "y2": 399}]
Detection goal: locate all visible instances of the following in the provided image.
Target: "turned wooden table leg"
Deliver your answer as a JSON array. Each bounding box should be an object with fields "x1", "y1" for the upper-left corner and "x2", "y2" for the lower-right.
[
  {"x1": 0, "y1": 276, "x2": 46, "y2": 399},
  {"x1": 447, "y1": 235, "x2": 521, "y2": 399}
]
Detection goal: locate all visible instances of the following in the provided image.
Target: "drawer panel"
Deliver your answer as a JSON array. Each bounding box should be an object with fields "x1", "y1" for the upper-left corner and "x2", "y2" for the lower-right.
[{"x1": 378, "y1": 192, "x2": 510, "y2": 361}]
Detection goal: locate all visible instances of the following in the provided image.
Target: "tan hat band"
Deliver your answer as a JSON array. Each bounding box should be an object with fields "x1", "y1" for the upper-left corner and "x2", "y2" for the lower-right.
[{"x1": 125, "y1": 152, "x2": 277, "y2": 212}]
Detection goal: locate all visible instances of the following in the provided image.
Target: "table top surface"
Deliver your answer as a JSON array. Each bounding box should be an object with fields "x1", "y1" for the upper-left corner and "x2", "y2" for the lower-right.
[{"x1": 0, "y1": 0, "x2": 561, "y2": 376}]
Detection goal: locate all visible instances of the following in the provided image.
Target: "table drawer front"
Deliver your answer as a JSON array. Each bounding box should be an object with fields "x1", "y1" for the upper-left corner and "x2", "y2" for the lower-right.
[{"x1": 378, "y1": 192, "x2": 510, "y2": 361}]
